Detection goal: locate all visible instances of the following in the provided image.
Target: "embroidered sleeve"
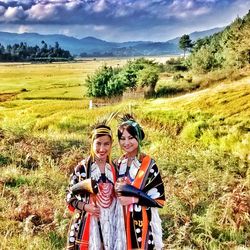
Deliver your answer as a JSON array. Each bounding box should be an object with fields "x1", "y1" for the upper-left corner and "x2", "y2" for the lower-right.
[
  {"x1": 66, "y1": 161, "x2": 88, "y2": 212},
  {"x1": 138, "y1": 162, "x2": 165, "y2": 208}
]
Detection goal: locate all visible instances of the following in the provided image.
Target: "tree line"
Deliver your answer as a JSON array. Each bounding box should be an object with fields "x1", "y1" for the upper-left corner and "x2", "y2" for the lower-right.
[
  {"x1": 87, "y1": 10, "x2": 250, "y2": 99},
  {"x1": 0, "y1": 41, "x2": 73, "y2": 62},
  {"x1": 181, "y1": 10, "x2": 250, "y2": 73}
]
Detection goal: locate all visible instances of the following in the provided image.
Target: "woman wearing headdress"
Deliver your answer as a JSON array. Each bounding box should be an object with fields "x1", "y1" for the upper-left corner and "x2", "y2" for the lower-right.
[
  {"x1": 66, "y1": 124, "x2": 126, "y2": 250},
  {"x1": 115, "y1": 114, "x2": 165, "y2": 250}
]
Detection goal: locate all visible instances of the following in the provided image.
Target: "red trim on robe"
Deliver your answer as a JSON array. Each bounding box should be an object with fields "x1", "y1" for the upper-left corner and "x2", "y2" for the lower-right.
[
  {"x1": 141, "y1": 207, "x2": 149, "y2": 250},
  {"x1": 111, "y1": 163, "x2": 117, "y2": 183},
  {"x1": 68, "y1": 204, "x2": 75, "y2": 213},
  {"x1": 126, "y1": 155, "x2": 152, "y2": 250},
  {"x1": 80, "y1": 213, "x2": 91, "y2": 250}
]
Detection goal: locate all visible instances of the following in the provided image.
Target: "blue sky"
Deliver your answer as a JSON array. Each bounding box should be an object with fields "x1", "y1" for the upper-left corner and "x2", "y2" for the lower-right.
[{"x1": 0, "y1": 0, "x2": 249, "y2": 42}]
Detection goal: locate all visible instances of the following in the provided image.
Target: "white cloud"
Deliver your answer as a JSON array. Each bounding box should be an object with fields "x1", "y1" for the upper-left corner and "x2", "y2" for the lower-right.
[
  {"x1": 4, "y1": 6, "x2": 26, "y2": 21},
  {"x1": 0, "y1": 0, "x2": 33, "y2": 4},
  {"x1": 0, "y1": 0, "x2": 250, "y2": 42},
  {"x1": 186, "y1": 1, "x2": 194, "y2": 9},
  {"x1": 192, "y1": 6, "x2": 210, "y2": 16},
  {"x1": 93, "y1": 0, "x2": 107, "y2": 13},
  {"x1": 27, "y1": 3, "x2": 58, "y2": 21},
  {"x1": 167, "y1": 0, "x2": 211, "y2": 19},
  {"x1": 0, "y1": 0, "x2": 13, "y2": 3},
  {"x1": 65, "y1": 0, "x2": 82, "y2": 11},
  {"x1": 197, "y1": 0, "x2": 217, "y2": 2},
  {"x1": 59, "y1": 27, "x2": 71, "y2": 36}
]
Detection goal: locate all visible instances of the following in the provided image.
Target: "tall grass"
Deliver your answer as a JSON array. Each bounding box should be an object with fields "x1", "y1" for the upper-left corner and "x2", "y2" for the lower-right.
[{"x1": 0, "y1": 61, "x2": 249, "y2": 249}]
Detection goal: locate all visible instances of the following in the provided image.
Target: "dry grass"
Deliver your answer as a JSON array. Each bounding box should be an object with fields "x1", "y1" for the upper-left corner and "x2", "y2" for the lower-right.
[{"x1": 0, "y1": 60, "x2": 249, "y2": 249}]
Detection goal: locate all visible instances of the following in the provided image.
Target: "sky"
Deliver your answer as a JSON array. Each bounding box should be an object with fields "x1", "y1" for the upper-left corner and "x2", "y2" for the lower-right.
[{"x1": 0, "y1": 0, "x2": 250, "y2": 42}]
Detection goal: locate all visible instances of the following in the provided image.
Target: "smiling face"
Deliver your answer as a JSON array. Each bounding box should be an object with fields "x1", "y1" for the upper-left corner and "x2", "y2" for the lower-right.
[
  {"x1": 119, "y1": 129, "x2": 139, "y2": 157},
  {"x1": 92, "y1": 135, "x2": 112, "y2": 161}
]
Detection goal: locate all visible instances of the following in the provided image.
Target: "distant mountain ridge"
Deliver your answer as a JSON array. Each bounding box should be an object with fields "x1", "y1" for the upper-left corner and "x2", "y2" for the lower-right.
[
  {"x1": 167, "y1": 27, "x2": 224, "y2": 44},
  {"x1": 0, "y1": 27, "x2": 224, "y2": 56}
]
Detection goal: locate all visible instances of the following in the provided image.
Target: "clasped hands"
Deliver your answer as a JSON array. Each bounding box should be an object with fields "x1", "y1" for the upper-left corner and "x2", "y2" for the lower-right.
[
  {"x1": 77, "y1": 179, "x2": 139, "y2": 215},
  {"x1": 115, "y1": 179, "x2": 138, "y2": 206},
  {"x1": 78, "y1": 201, "x2": 100, "y2": 217}
]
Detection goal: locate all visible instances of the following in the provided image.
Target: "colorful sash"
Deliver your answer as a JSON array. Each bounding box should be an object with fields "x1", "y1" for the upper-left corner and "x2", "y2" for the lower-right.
[{"x1": 126, "y1": 155, "x2": 152, "y2": 250}]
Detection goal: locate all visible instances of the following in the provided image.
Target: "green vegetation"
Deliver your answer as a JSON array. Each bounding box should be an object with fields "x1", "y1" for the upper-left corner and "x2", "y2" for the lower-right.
[
  {"x1": 179, "y1": 34, "x2": 193, "y2": 57},
  {"x1": 187, "y1": 10, "x2": 250, "y2": 73},
  {"x1": 86, "y1": 58, "x2": 160, "y2": 98},
  {"x1": 86, "y1": 64, "x2": 125, "y2": 97},
  {"x1": 0, "y1": 41, "x2": 72, "y2": 62},
  {"x1": 86, "y1": 8, "x2": 250, "y2": 100}
]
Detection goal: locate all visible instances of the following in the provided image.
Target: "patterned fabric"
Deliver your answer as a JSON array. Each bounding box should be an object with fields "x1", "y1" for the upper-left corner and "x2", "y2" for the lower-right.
[
  {"x1": 117, "y1": 155, "x2": 165, "y2": 250},
  {"x1": 66, "y1": 158, "x2": 125, "y2": 250}
]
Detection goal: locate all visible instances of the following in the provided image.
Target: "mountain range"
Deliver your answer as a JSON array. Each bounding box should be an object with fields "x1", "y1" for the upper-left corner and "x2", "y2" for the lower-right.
[{"x1": 0, "y1": 27, "x2": 223, "y2": 57}]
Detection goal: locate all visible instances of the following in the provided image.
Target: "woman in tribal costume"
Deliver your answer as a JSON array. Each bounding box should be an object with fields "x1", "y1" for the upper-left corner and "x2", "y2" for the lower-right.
[
  {"x1": 115, "y1": 114, "x2": 165, "y2": 250},
  {"x1": 66, "y1": 124, "x2": 126, "y2": 250}
]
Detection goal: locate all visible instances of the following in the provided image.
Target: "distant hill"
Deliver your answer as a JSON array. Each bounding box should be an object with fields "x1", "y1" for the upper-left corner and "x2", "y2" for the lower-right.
[
  {"x1": 167, "y1": 27, "x2": 224, "y2": 44},
  {"x1": 0, "y1": 28, "x2": 223, "y2": 56}
]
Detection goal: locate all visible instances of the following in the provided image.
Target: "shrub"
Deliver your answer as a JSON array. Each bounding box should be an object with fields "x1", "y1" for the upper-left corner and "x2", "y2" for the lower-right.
[
  {"x1": 86, "y1": 65, "x2": 114, "y2": 97},
  {"x1": 164, "y1": 57, "x2": 188, "y2": 72},
  {"x1": 155, "y1": 85, "x2": 184, "y2": 97},
  {"x1": 189, "y1": 46, "x2": 218, "y2": 73},
  {"x1": 137, "y1": 65, "x2": 160, "y2": 97},
  {"x1": 105, "y1": 73, "x2": 126, "y2": 97}
]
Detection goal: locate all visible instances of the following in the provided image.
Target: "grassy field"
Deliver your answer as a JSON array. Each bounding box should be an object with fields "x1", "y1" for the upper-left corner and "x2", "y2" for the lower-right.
[
  {"x1": 0, "y1": 59, "x2": 249, "y2": 249},
  {"x1": 0, "y1": 59, "x2": 127, "y2": 98}
]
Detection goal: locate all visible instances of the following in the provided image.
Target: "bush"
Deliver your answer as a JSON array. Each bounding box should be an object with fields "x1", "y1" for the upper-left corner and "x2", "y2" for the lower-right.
[
  {"x1": 86, "y1": 65, "x2": 114, "y2": 97},
  {"x1": 137, "y1": 65, "x2": 160, "y2": 97},
  {"x1": 86, "y1": 58, "x2": 162, "y2": 98},
  {"x1": 164, "y1": 57, "x2": 188, "y2": 72},
  {"x1": 189, "y1": 46, "x2": 218, "y2": 73},
  {"x1": 105, "y1": 73, "x2": 126, "y2": 97},
  {"x1": 155, "y1": 86, "x2": 184, "y2": 97}
]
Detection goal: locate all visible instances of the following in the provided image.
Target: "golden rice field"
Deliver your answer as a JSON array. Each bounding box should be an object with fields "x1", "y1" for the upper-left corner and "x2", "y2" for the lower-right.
[{"x1": 0, "y1": 59, "x2": 249, "y2": 249}]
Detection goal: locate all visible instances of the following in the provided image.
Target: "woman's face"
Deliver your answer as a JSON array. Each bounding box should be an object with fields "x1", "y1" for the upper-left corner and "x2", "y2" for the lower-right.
[
  {"x1": 93, "y1": 135, "x2": 112, "y2": 161},
  {"x1": 119, "y1": 129, "x2": 139, "y2": 156}
]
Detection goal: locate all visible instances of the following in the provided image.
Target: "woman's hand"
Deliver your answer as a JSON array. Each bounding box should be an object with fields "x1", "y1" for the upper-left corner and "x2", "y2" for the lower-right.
[
  {"x1": 118, "y1": 196, "x2": 139, "y2": 206},
  {"x1": 115, "y1": 180, "x2": 127, "y2": 196},
  {"x1": 84, "y1": 203, "x2": 100, "y2": 217}
]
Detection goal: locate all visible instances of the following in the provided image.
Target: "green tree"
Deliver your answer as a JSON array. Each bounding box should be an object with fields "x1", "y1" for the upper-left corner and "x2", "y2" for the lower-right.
[
  {"x1": 179, "y1": 34, "x2": 192, "y2": 57},
  {"x1": 86, "y1": 65, "x2": 125, "y2": 98},
  {"x1": 137, "y1": 65, "x2": 159, "y2": 97},
  {"x1": 120, "y1": 58, "x2": 148, "y2": 89},
  {"x1": 124, "y1": 58, "x2": 157, "y2": 87},
  {"x1": 187, "y1": 10, "x2": 250, "y2": 72},
  {"x1": 189, "y1": 45, "x2": 217, "y2": 73},
  {"x1": 193, "y1": 37, "x2": 210, "y2": 52},
  {"x1": 86, "y1": 58, "x2": 161, "y2": 98},
  {"x1": 86, "y1": 65, "x2": 113, "y2": 97},
  {"x1": 105, "y1": 73, "x2": 126, "y2": 97}
]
